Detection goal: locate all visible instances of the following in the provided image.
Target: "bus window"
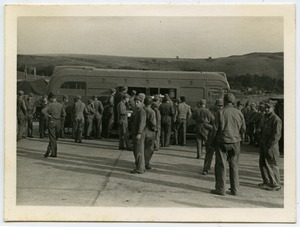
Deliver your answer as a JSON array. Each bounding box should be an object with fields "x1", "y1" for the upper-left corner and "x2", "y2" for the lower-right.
[
  {"x1": 149, "y1": 88, "x2": 159, "y2": 96},
  {"x1": 160, "y1": 88, "x2": 177, "y2": 99},
  {"x1": 59, "y1": 81, "x2": 86, "y2": 95},
  {"x1": 180, "y1": 87, "x2": 204, "y2": 101},
  {"x1": 208, "y1": 89, "x2": 222, "y2": 101},
  {"x1": 128, "y1": 87, "x2": 147, "y2": 95}
]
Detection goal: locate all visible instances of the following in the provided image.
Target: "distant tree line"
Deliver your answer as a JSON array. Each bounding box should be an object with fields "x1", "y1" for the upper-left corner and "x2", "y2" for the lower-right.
[
  {"x1": 228, "y1": 74, "x2": 283, "y2": 93},
  {"x1": 17, "y1": 64, "x2": 55, "y2": 77}
]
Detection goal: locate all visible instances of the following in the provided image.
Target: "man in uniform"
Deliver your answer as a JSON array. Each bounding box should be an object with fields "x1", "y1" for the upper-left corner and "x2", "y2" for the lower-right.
[
  {"x1": 177, "y1": 96, "x2": 192, "y2": 146},
  {"x1": 42, "y1": 94, "x2": 66, "y2": 158},
  {"x1": 117, "y1": 94, "x2": 132, "y2": 150},
  {"x1": 72, "y1": 95, "x2": 87, "y2": 143},
  {"x1": 172, "y1": 98, "x2": 180, "y2": 145},
  {"x1": 192, "y1": 99, "x2": 214, "y2": 160},
  {"x1": 17, "y1": 90, "x2": 27, "y2": 141},
  {"x1": 144, "y1": 97, "x2": 157, "y2": 170},
  {"x1": 259, "y1": 100, "x2": 282, "y2": 191},
  {"x1": 25, "y1": 93, "x2": 36, "y2": 138},
  {"x1": 159, "y1": 96, "x2": 174, "y2": 147},
  {"x1": 211, "y1": 93, "x2": 246, "y2": 196},
  {"x1": 39, "y1": 95, "x2": 48, "y2": 138},
  {"x1": 103, "y1": 88, "x2": 116, "y2": 138},
  {"x1": 152, "y1": 101, "x2": 161, "y2": 151},
  {"x1": 130, "y1": 94, "x2": 146, "y2": 174},
  {"x1": 84, "y1": 98, "x2": 95, "y2": 140},
  {"x1": 92, "y1": 95, "x2": 104, "y2": 139},
  {"x1": 241, "y1": 101, "x2": 251, "y2": 142},
  {"x1": 201, "y1": 99, "x2": 223, "y2": 174},
  {"x1": 60, "y1": 95, "x2": 69, "y2": 138},
  {"x1": 247, "y1": 102, "x2": 258, "y2": 145}
]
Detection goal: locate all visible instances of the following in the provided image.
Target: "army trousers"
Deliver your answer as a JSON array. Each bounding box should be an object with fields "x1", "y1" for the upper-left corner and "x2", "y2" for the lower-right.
[
  {"x1": 73, "y1": 118, "x2": 84, "y2": 142},
  {"x1": 178, "y1": 118, "x2": 187, "y2": 146},
  {"x1": 45, "y1": 119, "x2": 61, "y2": 157},
  {"x1": 17, "y1": 115, "x2": 27, "y2": 141},
  {"x1": 132, "y1": 132, "x2": 146, "y2": 173},
  {"x1": 161, "y1": 121, "x2": 171, "y2": 147},
  {"x1": 144, "y1": 129, "x2": 156, "y2": 168},
  {"x1": 93, "y1": 115, "x2": 102, "y2": 139},
  {"x1": 259, "y1": 144, "x2": 281, "y2": 187},
  {"x1": 85, "y1": 115, "x2": 94, "y2": 139},
  {"x1": 214, "y1": 142, "x2": 240, "y2": 195},
  {"x1": 118, "y1": 123, "x2": 131, "y2": 150}
]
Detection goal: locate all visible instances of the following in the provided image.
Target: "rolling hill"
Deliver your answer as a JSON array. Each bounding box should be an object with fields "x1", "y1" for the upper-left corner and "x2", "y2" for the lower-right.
[{"x1": 17, "y1": 52, "x2": 283, "y2": 79}]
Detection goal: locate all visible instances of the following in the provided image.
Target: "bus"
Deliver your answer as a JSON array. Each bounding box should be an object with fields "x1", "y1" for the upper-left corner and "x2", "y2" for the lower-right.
[{"x1": 46, "y1": 66, "x2": 230, "y2": 132}]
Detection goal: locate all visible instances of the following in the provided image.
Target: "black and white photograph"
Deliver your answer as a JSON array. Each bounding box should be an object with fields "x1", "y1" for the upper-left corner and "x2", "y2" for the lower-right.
[{"x1": 5, "y1": 4, "x2": 296, "y2": 222}]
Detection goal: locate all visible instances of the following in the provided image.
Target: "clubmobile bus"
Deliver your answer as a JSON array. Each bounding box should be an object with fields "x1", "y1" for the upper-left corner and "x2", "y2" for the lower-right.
[{"x1": 46, "y1": 66, "x2": 230, "y2": 133}]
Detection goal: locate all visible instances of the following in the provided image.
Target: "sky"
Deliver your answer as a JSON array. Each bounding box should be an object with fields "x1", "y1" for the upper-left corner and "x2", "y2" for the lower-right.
[{"x1": 17, "y1": 16, "x2": 283, "y2": 58}]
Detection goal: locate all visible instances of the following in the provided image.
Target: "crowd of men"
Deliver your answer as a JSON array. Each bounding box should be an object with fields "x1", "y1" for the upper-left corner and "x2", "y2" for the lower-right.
[{"x1": 17, "y1": 87, "x2": 282, "y2": 196}]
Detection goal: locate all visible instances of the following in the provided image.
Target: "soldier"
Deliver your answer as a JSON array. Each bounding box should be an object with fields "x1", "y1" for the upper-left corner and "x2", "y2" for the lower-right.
[
  {"x1": 192, "y1": 99, "x2": 214, "y2": 160},
  {"x1": 236, "y1": 101, "x2": 244, "y2": 111},
  {"x1": 259, "y1": 100, "x2": 282, "y2": 191},
  {"x1": 17, "y1": 91, "x2": 27, "y2": 141},
  {"x1": 159, "y1": 96, "x2": 174, "y2": 147},
  {"x1": 25, "y1": 93, "x2": 36, "y2": 138},
  {"x1": 202, "y1": 99, "x2": 223, "y2": 175},
  {"x1": 177, "y1": 96, "x2": 192, "y2": 146},
  {"x1": 151, "y1": 101, "x2": 161, "y2": 151},
  {"x1": 60, "y1": 95, "x2": 69, "y2": 138},
  {"x1": 128, "y1": 90, "x2": 137, "y2": 111},
  {"x1": 103, "y1": 88, "x2": 116, "y2": 138},
  {"x1": 72, "y1": 95, "x2": 87, "y2": 143},
  {"x1": 241, "y1": 101, "x2": 251, "y2": 142},
  {"x1": 172, "y1": 98, "x2": 180, "y2": 145},
  {"x1": 92, "y1": 95, "x2": 104, "y2": 139},
  {"x1": 144, "y1": 96, "x2": 157, "y2": 170},
  {"x1": 39, "y1": 95, "x2": 48, "y2": 138},
  {"x1": 211, "y1": 93, "x2": 246, "y2": 196},
  {"x1": 130, "y1": 94, "x2": 146, "y2": 174},
  {"x1": 117, "y1": 94, "x2": 132, "y2": 150},
  {"x1": 84, "y1": 99, "x2": 95, "y2": 140},
  {"x1": 42, "y1": 94, "x2": 66, "y2": 158}
]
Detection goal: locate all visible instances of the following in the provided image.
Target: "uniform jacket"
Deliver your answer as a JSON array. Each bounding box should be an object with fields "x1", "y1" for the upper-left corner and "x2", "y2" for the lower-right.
[
  {"x1": 192, "y1": 106, "x2": 214, "y2": 138},
  {"x1": 94, "y1": 100, "x2": 104, "y2": 117},
  {"x1": 214, "y1": 104, "x2": 246, "y2": 143},
  {"x1": 25, "y1": 99, "x2": 36, "y2": 116},
  {"x1": 159, "y1": 102, "x2": 174, "y2": 123},
  {"x1": 86, "y1": 103, "x2": 95, "y2": 117},
  {"x1": 144, "y1": 106, "x2": 157, "y2": 132},
  {"x1": 117, "y1": 100, "x2": 129, "y2": 125},
  {"x1": 152, "y1": 107, "x2": 161, "y2": 130},
  {"x1": 72, "y1": 100, "x2": 87, "y2": 121},
  {"x1": 42, "y1": 101, "x2": 66, "y2": 120},
  {"x1": 178, "y1": 102, "x2": 192, "y2": 119},
  {"x1": 17, "y1": 96, "x2": 27, "y2": 117},
  {"x1": 131, "y1": 107, "x2": 146, "y2": 135},
  {"x1": 261, "y1": 112, "x2": 282, "y2": 148}
]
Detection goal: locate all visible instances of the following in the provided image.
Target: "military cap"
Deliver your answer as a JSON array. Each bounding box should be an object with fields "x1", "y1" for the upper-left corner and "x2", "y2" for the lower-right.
[
  {"x1": 75, "y1": 95, "x2": 81, "y2": 100},
  {"x1": 199, "y1": 99, "x2": 206, "y2": 105},
  {"x1": 144, "y1": 96, "x2": 153, "y2": 106},
  {"x1": 63, "y1": 95, "x2": 69, "y2": 99},
  {"x1": 123, "y1": 94, "x2": 130, "y2": 99},
  {"x1": 134, "y1": 94, "x2": 144, "y2": 102},
  {"x1": 29, "y1": 93, "x2": 34, "y2": 97},
  {"x1": 265, "y1": 100, "x2": 276, "y2": 109},
  {"x1": 236, "y1": 101, "x2": 242, "y2": 106},
  {"x1": 121, "y1": 86, "x2": 128, "y2": 91},
  {"x1": 131, "y1": 90, "x2": 137, "y2": 95},
  {"x1": 152, "y1": 102, "x2": 159, "y2": 108},
  {"x1": 224, "y1": 93, "x2": 235, "y2": 103},
  {"x1": 110, "y1": 88, "x2": 116, "y2": 93},
  {"x1": 18, "y1": 90, "x2": 24, "y2": 95},
  {"x1": 48, "y1": 93, "x2": 56, "y2": 99},
  {"x1": 250, "y1": 102, "x2": 257, "y2": 107},
  {"x1": 216, "y1": 99, "x2": 224, "y2": 106}
]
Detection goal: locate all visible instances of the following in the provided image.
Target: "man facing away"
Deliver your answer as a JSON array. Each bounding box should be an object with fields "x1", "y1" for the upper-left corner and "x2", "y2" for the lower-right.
[
  {"x1": 72, "y1": 95, "x2": 87, "y2": 143},
  {"x1": 130, "y1": 94, "x2": 146, "y2": 174},
  {"x1": 177, "y1": 96, "x2": 192, "y2": 146},
  {"x1": 17, "y1": 90, "x2": 27, "y2": 141},
  {"x1": 144, "y1": 96, "x2": 157, "y2": 170},
  {"x1": 211, "y1": 93, "x2": 246, "y2": 196},
  {"x1": 192, "y1": 99, "x2": 214, "y2": 160},
  {"x1": 159, "y1": 96, "x2": 174, "y2": 147},
  {"x1": 151, "y1": 101, "x2": 161, "y2": 151},
  {"x1": 92, "y1": 95, "x2": 104, "y2": 139},
  {"x1": 25, "y1": 93, "x2": 36, "y2": 138},
  {"x1": 259, "y1": 100, "x2": 282, "y2": 191},
  {"x1": 42, "y1": 94, "x2": 66, "y2": 158},
  {"x1": 60, "y1": 95, "x2": 69, "y2": 138},
  {"x1": 84, "y1": 98, "x2": 95, "y2": 140},
  {"x1": 117, "y1": 94, "x2": 132, "y2": 151}
]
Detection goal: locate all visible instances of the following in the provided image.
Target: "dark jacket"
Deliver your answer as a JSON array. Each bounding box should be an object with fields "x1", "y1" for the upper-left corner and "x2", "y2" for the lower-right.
[
  {"x1": 17, "y1": 96, "x2": 27, "y2": 117},
  {"x1": 261, "y1": 112, "x2": 282, "y2": 148},
  {"x1": 131, "y1": 107, "x2": 146, "y2": 135},
  {"x1": 159, "y1": 102, "x2": 174, "y2": 123},
  {"x1": 42, "y1": 101, "x2": 66, "y2": 120}
]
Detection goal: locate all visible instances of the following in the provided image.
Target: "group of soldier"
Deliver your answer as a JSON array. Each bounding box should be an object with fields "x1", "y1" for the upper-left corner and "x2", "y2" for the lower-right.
[{"x1": 17, "y1": 87, "x2": 283, "y2": 196}]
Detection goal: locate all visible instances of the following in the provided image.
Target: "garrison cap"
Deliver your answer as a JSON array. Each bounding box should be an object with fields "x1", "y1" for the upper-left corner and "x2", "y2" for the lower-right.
[
  {"x1": 110, "y1": 88, "x2": 116, "y2": 93},
  {"x1": 134, "y1": 94, "x2": 144, "y2": 102},
  {"x1": 131, "y1": 90, "x2": 137, "y2": 95},
  {"x1": 216, "y1": 99, "x2": 224, "y2": 106},
  {"x1": 250, "y1": 102, "x2": 257, "y2": 107},
  {"x1": 18, "y1": 90, "x2": 24, "y2": 95},
  {"x1": 123, "y1": 94, "x2": 130, "y2": 99},
  {"x1": 152, "y1": 101, "x2": 159, "y2": 108},
  {"x1": 199, "y1": 99, "x2": 206, "y2": 105},
  {"x1": 48, "y1": 93, "x2": 56, "y2": 99},
  {"x1": 265, "y1": 100, "x2": 276, "y2": 109},
  {"x1": 63, "y1": 95, "x2": 69, "y2": 99},
  {"x1": 224, "y1": 93, "x2": 235, "y2": 103},
  {"x1": 28, "y1": 93, "x2": 34, "y2": 97},
  {"x1": 75, "y1": 95, "x2": 81, "y2": 100}
]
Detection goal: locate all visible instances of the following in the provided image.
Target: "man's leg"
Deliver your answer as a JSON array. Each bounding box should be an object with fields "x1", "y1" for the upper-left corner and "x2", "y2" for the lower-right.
[
  {"x1": 213, "y1": 143, "x2": 227, "y2": 195},
  {"x1": 196, "y1": 133, "x2": 202, "y2": 159},
  {"x1": 227, "y1": 143, "x2": 240, "y2": 195}
]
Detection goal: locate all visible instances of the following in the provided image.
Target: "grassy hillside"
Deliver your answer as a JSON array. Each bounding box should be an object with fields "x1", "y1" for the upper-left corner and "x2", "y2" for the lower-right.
[{"x1": 17, "y1": 52, "x2": 283, "y2": 79}]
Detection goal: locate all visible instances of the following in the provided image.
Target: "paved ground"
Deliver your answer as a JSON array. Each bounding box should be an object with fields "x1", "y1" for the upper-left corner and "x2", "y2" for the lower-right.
[{"x1": 16, "y1": 125, "x2": 284, "y2": 208}]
